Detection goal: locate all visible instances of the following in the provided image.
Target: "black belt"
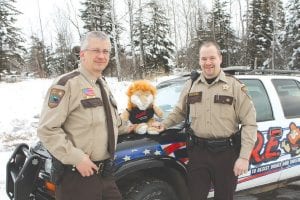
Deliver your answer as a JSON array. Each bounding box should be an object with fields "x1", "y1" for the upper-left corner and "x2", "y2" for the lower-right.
[
  {"x1": 191, "y1": 135, "x2": 235, "y2": 152},
  {"x1": 65, "y1": 159, "x2": 108, "y2": 175},
  {"x1": 192, "y1": 135, "x2": 234, "y2": 146}
]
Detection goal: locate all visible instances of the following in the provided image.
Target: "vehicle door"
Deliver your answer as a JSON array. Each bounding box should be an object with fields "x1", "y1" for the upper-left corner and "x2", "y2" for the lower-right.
[
  {"x1": 237, "y1": 78, "x2": 281, "y2": 191},
  {"x1": 237, "y1": 77, "x2": 300, "y2": 191},
  {"x1": 271, "y1": 78, "x2": 300, "y2": 182}
]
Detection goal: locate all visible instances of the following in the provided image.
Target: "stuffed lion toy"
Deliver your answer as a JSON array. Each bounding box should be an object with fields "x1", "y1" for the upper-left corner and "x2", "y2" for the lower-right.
[{"x1": 121, "y1": 80, "x2": 164, "y2": 135}]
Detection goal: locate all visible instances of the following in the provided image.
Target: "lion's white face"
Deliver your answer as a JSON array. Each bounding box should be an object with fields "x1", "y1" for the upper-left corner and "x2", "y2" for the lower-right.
[{"x1": 130, "y1": 91, "x2": 154, "y2": 110}]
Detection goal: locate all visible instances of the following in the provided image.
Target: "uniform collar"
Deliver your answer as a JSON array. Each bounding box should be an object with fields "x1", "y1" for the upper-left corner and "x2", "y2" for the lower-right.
[
  {"x1": 198, "y1": 70, "x2": 228, "y2": 84},
  {"x1": 79, "y1": 65, "x2": 99, "y2": 85}
]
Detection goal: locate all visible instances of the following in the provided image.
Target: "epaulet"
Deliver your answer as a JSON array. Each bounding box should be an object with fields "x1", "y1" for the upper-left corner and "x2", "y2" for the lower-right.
[
  {"x1": 57, "y1": 71, "x2": 80, "y2": 86},
  {"x1": 225, "y1": 73, "x2": 243, "y2": 85},
  {"x1": 226, "y1": 73, "x2": 248, "y2": 95},
  {"x1": 225, "y1": 73, "x2": 235, "y2": 78}
]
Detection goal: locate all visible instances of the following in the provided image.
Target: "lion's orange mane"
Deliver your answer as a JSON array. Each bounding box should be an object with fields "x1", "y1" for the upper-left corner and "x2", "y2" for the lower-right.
[{"x1": 126, "y1": 80, "x2": 157, "y2": 110}]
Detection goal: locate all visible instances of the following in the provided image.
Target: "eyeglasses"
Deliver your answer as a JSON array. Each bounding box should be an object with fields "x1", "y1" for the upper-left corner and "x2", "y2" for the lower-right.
[{"x1": 84, "y1": 48, "x2": 110, "y2": 55}]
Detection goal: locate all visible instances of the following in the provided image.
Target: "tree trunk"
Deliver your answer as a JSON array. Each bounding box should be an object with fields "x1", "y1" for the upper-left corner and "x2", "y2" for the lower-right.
[
  {"x1": 111, "y1": 0, "x2": 121, "y2": 80},
  {"x1": 37, "y1": 0, "x2": 46, "y2": 78},
  {"x1": 66, "y1": 0, "x2": 82, "y2": 39},
  {"x1": 127, "y1": 0, "x2": 137, "y2": 79},
  {"x1": 237, "y1": 0, "x2": 245, "y2": 38},
  {"x1": 138, "y1": 0, "x2": 145, "y2": 79},
  {"x1": 181, "y1": 0, "x2": 189, "y2": 47},
  {"x1": 171, "y1": 0, "x2": 179, "y2": 68}
]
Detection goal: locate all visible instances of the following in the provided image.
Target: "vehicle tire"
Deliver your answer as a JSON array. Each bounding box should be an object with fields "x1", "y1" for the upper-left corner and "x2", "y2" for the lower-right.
[{"x1": 124, "y1": 178, "x2": 179, "y2": 200}]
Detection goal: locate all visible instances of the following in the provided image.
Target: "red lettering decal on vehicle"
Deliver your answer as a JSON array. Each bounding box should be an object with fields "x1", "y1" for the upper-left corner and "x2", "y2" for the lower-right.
[
  {"x1": 251, "y1": 128, "x2": 282, "y2": 165},
  {"x1": 251, "y1": 131, "x2": 265, "y2": 164},
  {"x1": 264, "y1": 128, "x2": 281, "y2": 161}
]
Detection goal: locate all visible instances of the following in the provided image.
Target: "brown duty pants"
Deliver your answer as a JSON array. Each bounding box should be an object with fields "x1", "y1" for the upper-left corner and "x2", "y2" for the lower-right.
[
  {"x1": 55, "y1": 170, "x2": 122, "y2": 200},
  {"x1": 187, "y1": 145, "x2": 239, "y2": 200}
]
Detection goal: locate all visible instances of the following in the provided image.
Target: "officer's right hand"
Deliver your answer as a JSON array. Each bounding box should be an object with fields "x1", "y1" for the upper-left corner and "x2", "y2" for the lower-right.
[
  {"x1": 76, "y1": 154, "x2": 98, "y2": 177},
  {"x1": 151, "y1": 122, "x2": 166, "y2": 132},
  {"x1": 233, "y1": 157, "x2": 249, "y2": 176},
  {"x1": 127, "y1": 124, "x2": 137, "y2": 133}
]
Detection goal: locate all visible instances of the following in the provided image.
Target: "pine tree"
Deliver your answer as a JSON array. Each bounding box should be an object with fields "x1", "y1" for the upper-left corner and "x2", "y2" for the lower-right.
[
  {"x1": 49, "y1": 33, "x2": 72, "y2": 76},
  {"x1": 133, "y1": 0, "x2": 175, "y2": 77},
  {"x1": 207, "y1": 0, "x2": 238, "y2": 68},
  {"x1": 0, "y1": 0, "x2": 25, "y2": 74},
  {"x1": 283, "y1": 0, "x2": 300, "y2": 69},
  {"x1": 26, "y1": 35, "x2": 47, "y2": 77},
  {"x1": 81, "y1": 0, "x2": 112, "y2": 32},
  {"x1": 177, "y1": 1, "x2": 209, "y2": 71},
  {"x1": 269, "y1": 0, "x2": 285, "y2": 69},
  {"x1": 247, "y1": 0, "x2": 274, "y2": 68},
  {"x1": 80, "y1": 0, "x2": 122, "y2": 77},
  {"x1": 47, "y1": 37, "x2": 79, "y2": 77},
  {"x1": 133, "y1": 0, "x2": 148, "y2": 79}
]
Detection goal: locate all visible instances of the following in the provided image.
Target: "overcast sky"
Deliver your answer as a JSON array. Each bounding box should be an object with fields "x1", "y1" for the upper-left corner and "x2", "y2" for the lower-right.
[
  {"x1": 14, "y1": 0, "x2": 211, "y2": 48},
  {"x1": 15, "y1": 0, "x2": 288, "y2": 49},
  {"x1": 15, "y1": 0, "x2": 82, "y2": 46},
  {"x1": 15, "y1": 0, "x2": 138, "y2": 47}
]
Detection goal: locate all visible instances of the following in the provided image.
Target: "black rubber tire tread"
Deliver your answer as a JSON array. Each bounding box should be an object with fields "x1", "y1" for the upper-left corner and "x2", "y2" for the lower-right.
[{"x1": 124, "y1": 178, "x2": 179, "y2": 200}]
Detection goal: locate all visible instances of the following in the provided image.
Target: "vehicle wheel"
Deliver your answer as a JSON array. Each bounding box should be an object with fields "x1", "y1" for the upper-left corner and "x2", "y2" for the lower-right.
[{"x1": 124, "y1": 178, "x2": 179, "y2": 200}]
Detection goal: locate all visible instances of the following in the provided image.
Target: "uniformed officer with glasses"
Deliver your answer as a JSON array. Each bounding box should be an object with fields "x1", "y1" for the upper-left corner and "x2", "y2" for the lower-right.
[{"x1": 38, "y1": 31, "x2": 133, "y2": 200}]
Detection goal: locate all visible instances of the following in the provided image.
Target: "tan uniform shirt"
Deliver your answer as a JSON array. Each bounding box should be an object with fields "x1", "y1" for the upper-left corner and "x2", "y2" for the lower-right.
[
  {"x1": 162, "y1": 70, "x2": 257, "y2": 159},
  {"x1": 37, "y1": 66, "x2": 126, "y2": 165}
]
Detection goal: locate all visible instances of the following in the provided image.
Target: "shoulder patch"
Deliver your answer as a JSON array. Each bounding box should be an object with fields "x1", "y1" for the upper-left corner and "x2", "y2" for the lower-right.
[
  {"x1": 57, "y1": 71, "x2": 80, "y2": 86},
  {"x1": 241, "y1": 84, "x2": 248, "y2": 93},
  {"x1": 241, "y1": 84, "x2": 252, "y2": 99},
  {"x1": 48, "y1": 88, "x2": 65, "y2": 108}
]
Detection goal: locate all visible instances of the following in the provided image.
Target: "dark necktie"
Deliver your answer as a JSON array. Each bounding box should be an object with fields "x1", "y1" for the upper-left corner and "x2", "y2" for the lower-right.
[{"x1": 96, "y1": 78, "x2": 115, "y2": 158}]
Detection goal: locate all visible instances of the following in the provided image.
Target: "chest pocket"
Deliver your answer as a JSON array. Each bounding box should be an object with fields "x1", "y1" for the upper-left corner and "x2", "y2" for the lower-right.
[
  {"x1": 80, "y1": 97, "x2": 105, "y2": 127},
  {"x1": 214, "y1": 95, "x2": 235, "y2": 118},
  {"x1": 81, "y1": 98, "x2": 102, "y2": 108},
  {"x1": 188, "y1": 92, "x2": 203, "y2": 117}
]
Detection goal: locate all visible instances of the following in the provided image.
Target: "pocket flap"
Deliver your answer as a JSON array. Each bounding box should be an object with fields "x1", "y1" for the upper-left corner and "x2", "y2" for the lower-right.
[
  {"x1": 214, "y1": 95, "x2": 233, "y2": 105},
  {"x1": 188, "y1": 92, "x2": 202, "y2": 104},
  {"x1": 81, "y1": 98, "x2": 103, "y2": 108}
]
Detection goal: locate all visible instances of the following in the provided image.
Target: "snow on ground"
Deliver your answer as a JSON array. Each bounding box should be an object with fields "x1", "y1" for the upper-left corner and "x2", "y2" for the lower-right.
[
  {"x1": 1, "y1": 152, "x2": 11, "y2": 200},
  {"x1": 0, "y1": 79, "x2": 51, "y2": 151},
  {"x1": 0, "y1": 75, "x2": 178, "y2": 199}
]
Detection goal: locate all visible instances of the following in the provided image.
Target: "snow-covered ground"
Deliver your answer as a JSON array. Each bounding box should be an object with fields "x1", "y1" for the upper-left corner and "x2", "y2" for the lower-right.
[
  {"x1": 2, "y1": 76, "x2": 300, "y2": 200},
  {"x1": 0, "y1": 75, "x2": 178, "y2": 200}
]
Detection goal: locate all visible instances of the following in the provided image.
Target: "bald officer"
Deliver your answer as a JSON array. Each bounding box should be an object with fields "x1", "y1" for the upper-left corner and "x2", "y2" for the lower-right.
[
  {"x1": 153, "y1": 41, "x2": 257, "y2": 200},
  {"x1": 37, "y1": 31, "x2": 130, "y2": 200}
]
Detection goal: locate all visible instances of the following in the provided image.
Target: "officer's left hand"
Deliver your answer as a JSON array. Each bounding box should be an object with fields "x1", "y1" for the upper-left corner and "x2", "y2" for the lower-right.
[
  {"x1": 233, "y1": 157, "x2": 249, "y2": 176},
  {"x1": 151, "y1": 122, "x2": 165, "y2": 132}
]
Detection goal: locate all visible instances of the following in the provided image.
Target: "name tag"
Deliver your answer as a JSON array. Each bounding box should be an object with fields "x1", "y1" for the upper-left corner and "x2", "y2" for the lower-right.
[
  {"x1": 81, "y1": 98, "x2": 103, "y2": 108},
  {"x1": 214, "y1": 95, "x2": 233, "y2": 105},
  {"x1": 188, "y1": 92, "x2": 202, "y2": 104}
]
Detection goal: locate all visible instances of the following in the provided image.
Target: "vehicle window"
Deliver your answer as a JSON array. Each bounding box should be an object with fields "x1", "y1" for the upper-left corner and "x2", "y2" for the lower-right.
[
  {"x1": 241, "y1": 79, "x2": 274, "y2": 122},
  {"x1": 156, "y1": 81, "x2": 185, "y2": 118},
  {"x1": 272, "y1": 79, "x2": 300, "y2": 118}
]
